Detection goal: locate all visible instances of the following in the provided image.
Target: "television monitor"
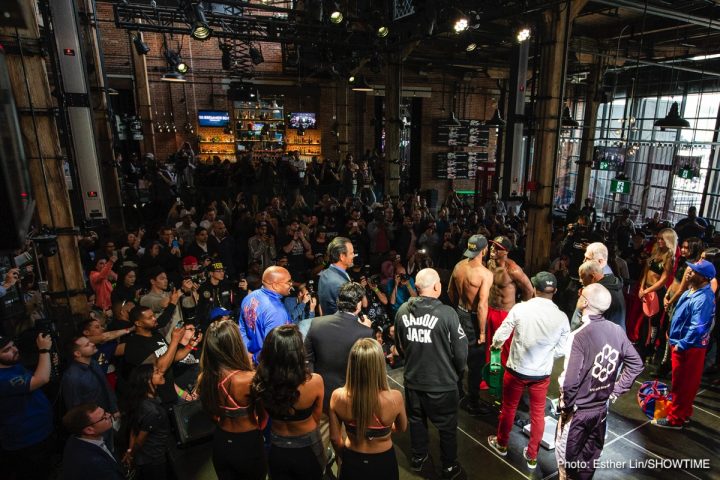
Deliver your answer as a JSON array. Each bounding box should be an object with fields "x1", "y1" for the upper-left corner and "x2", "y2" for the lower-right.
[
  {"x1": 288, "y1": 112, "x2": 316, "y2": 129},
  {"x1": 198, "y1": 110, "x2": 230, "y2": 127}
]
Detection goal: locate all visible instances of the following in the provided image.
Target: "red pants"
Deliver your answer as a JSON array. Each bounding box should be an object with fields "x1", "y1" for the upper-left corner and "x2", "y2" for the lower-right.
[
  {"x1": 668, "y1": 346, "x2": 707, "y2": 425},
  {"x1": 496, "y1": 370, "x2": 550, "y2": 459},
  {"x1": 487, "y1": 306, "x2": 511, "y2": 366}
]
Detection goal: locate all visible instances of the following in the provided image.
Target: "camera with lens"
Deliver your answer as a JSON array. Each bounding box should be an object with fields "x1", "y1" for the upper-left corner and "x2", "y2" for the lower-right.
[
  {"x1": 307, "y1": 280, "x2": 318, "y2": 297},
  {"x1": 400, "y1": 273, "x2": 410, "y2": 281}
]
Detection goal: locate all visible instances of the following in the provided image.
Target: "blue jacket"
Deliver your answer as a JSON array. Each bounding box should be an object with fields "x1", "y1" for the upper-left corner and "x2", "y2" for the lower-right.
[
  {"x1": 239, "y1": 287, "x2": 291, "y2": 362},
  {"x1": 669, "y1": 284, "x2": 715, "y2": 351},
  {"x1": 61, "y1": 360, "x2": 118, "y2": 413},
  {"x1": 318, "y1": 265, "x2": 351, "y2": 315}
]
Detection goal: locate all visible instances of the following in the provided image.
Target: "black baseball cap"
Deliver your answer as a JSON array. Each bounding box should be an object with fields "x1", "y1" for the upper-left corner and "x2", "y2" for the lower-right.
[
  {"x1": 531, "y1": 271, "x2": 557, "y2": 291},
  {"x1": 464, "y1": 234, "x2": 488, "y2": 258},
  {"x1": 491, "y1": 235, "x2": 514, "y2": 251}
]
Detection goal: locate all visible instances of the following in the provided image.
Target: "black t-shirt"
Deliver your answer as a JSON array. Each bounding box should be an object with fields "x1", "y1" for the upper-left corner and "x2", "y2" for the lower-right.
[
  {"x1": 135, "y1": 397, "x2": 171, "y2": 466},
  {"x1": 123, "y1": 331, "x2": 176, "y2": 404}
]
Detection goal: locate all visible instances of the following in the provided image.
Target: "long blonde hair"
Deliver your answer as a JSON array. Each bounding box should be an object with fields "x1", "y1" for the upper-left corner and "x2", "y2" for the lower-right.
[
  {"x1": 651, "y1": 228, "x2": 677, "y2": 271},
  {"x1": 345, "y1": 338, "x2": 389, "y2": 437}
]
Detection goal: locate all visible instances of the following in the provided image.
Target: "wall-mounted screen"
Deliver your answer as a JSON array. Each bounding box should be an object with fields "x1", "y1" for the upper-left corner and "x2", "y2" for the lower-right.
[
  {"x1": 288, "y1": 112, "x2": 316, "y2": 129},
  {"x1": 198, "y1": 110, "x2": 230, "y2": 127}
]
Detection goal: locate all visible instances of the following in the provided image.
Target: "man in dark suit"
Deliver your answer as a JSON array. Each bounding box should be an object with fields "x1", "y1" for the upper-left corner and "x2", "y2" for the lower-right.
[
  {"x1": 61, "y1": 403, "x2": 125, "y2": 480},
  {"x1": 317, "y1": 236, "x2": 354, "y2": 315},
  {"x1": 304, "y1": 282, "x2": 372, "y2": 452}
]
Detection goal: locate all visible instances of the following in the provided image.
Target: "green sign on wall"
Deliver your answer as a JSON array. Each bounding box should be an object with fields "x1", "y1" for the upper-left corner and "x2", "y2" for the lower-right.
[{"x1": 610, "y1": 179, "x2": 631, "y2": 194}]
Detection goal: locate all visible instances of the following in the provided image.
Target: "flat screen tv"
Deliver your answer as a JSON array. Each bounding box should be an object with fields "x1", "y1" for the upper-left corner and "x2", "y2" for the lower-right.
[
  {"x1": 288, "y1": 112, "x2": 316, "y2": 129},
  {"x1": 198, "y1": 110, "x2": 230, "y2": 127}
]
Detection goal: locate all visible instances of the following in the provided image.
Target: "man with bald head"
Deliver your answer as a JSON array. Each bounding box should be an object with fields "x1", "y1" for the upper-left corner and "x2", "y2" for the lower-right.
[
  {"x1": 395, "y1": 268, "x2": 468, "y2": 479},
  {"x1": 555, "y1": 283, "x2": 643, "y2": 480},
  {"x1": 238, "y1": 266, "x2": 293, "y2": 363}
]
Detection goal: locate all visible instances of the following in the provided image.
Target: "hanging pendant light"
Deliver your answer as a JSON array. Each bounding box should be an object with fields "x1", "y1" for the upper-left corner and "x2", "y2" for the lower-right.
[
  {"x1": 653, "y1": 102, "x2": 690, "y2": 130},
  {"x1": 485, "y1": 108, "x2": 505, "y2": 127},
  {"x1": 351, "y1": 75, "x2": 373, "y2": 92},
  {"x1": 561, "y1": 106, "x2": 579, "y2": 128}
]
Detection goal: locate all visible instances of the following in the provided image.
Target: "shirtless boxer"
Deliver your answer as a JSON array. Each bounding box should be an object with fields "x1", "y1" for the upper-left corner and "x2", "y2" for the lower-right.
[
  {"x1": 449, "y1": 234, "x2": 493, "y2": 414},
  {"x1": 487, "y1": 236, "x2": 534, "y2": 366}
]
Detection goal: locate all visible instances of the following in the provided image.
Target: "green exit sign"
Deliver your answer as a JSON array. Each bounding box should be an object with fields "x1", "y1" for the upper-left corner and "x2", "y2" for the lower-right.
[
  {"x1": 599, "y1": 160, "x2": 611, "y2": 171},
  {"x1": 678, "y1": 167, "x2": 696, "y2": 179},
  {"x1": 610, "y1": 179, "x2": 631, "y2": 194}
]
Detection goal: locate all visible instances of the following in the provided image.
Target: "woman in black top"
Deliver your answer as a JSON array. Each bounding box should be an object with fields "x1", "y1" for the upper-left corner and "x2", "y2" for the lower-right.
[
  {"x1": 252, "y1": 325, "x2": 325, "y2": 480},
  {"x1": 198, "y1": 320, "x2": 266, "y2": 480},
  {"x1": 122, "y1": 364, "x2": 171, "y2": 480},
  {"x1": 111, "y1": 267, "x2": 139, "y2": 305}
]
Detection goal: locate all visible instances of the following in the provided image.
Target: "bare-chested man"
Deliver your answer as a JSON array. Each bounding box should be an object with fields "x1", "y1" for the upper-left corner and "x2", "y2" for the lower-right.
[
  {"x1": 487, "y1": 236, "x2": 534, "y2": 366},
  {"x1": 449, "y1": 234, "x2": 493, "y2": 414}
]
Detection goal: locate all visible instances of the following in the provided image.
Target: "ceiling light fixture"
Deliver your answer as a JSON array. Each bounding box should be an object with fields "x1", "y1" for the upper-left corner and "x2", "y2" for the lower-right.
[
  {"x1": 688, "y1": 53, "x2": 720, "y2": 61},
  {"x1": 166, "y1": 48, "x2": 189, "y2": 74},
  {"x1": 329, "y1": 3, "x2": 343, "y2": 24},
  {"x1": 516, "y1": 27, "x2": 531, "y2": 43},
  {"x1": 466, "y1": 42, "x2": 477, "y2": 52},
  {"x1": 351, "y1": 75, "x2": 373, "y2": 92},
  {"x1": 189, "y1": 3, "x2": 211, "y2": 40},
  {"x1": 561, "y1": 105, "x2": 579, "y2": 128},
  {"x1": 133, "y1": 33, "x2": 150, "y2": 55},
  {"x1": 452, "y1": 9, "x2": 469, "y2": 33},
  {"x1": 653, "y1": 102, "x2": 690, "y2": 130},
  {"x1": 376, "y1": 26, "x2": 389, "y2": 38}
]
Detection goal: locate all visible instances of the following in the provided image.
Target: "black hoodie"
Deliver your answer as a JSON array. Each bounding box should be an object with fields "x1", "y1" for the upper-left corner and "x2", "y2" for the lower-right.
[
  {"x1": 395, "y1": 296, "x2": 468, "y2": 392},
  {"x1": 597, "y1": 274, "x2": 626, "y2": 331}
]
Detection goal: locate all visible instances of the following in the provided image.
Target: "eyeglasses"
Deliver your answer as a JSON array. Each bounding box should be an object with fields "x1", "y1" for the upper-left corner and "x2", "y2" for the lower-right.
[{"x1": 84, "y1": 411, "x2": 111, "y2": 429}]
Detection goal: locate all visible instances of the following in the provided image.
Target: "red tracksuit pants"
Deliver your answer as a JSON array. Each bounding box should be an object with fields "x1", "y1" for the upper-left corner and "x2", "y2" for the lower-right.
[{"x1": 668, "y1": 346, "x2": 706, "y2": 425}]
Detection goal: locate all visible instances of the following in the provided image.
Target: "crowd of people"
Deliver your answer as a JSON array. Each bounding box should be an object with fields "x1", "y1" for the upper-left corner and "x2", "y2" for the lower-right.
[{"x1": 1, "y1": 146, "x2": 718, "y2": 480}]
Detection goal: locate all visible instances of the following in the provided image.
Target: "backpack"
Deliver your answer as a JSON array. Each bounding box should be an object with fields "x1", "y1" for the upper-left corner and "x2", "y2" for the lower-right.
[{"x1": 637, "y1": 380, "x2": 671, "y2": 419}]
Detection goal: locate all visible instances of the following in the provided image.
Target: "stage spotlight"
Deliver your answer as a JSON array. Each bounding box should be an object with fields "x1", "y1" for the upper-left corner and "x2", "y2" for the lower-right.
[
  {"x1": 376, "y1": 26, "x2": 389, "y2": 38},
  {"x1": 466, "y1": 42, "x2": 477, "y2": 52},
  {"x1": 517, "y1": 27, "x2": 531, "y2": 42},
  {"x1": 133, "y1": 33, "x2": 150, "y2": 55},
  {"x1": 190, "y1": 4, "x2": 211, "y2": 40},
  {"x1": 452, "y1": 10, "x2": 468, "y2": 33}
]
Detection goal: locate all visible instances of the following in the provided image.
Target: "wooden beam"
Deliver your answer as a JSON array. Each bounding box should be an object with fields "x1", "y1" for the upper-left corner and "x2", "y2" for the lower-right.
[
  {"x1": 525, "y1": 0, "x2": 587, "y2": 272},
  {"x1": 1, "y1": 0, "x2": 88, "y2": 317}
]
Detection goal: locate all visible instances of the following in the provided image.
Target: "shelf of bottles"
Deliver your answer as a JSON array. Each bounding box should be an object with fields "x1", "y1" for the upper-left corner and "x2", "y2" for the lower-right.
[
  {"x1": 197, "y1": 127, "x2": 236, "y2": 163},
  {"x1": 234, "y1": 98, "x2": 285, "y2": 154},
  {"x1": 285, "y1": 130, "x2": 322, "y2": 159}
]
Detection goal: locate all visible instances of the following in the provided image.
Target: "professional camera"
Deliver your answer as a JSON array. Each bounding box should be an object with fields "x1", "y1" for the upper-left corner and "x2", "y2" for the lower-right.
[
  {"x1": 307, "y1": 280, "x2": 316, "y2": 296},
  {"x1": 400, "y1": 273, "x2": 410, "y2": 282}
]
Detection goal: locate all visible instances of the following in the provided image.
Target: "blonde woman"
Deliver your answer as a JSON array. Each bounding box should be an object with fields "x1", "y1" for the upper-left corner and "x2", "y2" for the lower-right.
[
  {"x1": 639, "y1": 227, "x2": 677, "y2": 364},
  {"x1": 329, "y1": 338, "x2": 407, "y2": 480}
]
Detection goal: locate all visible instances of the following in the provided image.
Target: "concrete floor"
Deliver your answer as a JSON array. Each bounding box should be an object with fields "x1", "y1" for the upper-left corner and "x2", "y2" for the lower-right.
[{"x1": 170, "y1": 359, "x2": 720, "y2": 480}]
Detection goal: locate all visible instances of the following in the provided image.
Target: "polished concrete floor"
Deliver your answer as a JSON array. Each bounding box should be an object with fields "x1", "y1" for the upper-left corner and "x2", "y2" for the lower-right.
[{"x1": 171, "y1": 359, "x2": 720, "y2": 480}]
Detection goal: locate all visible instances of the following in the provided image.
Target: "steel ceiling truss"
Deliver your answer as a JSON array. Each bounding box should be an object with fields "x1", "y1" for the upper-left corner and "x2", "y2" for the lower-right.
[{"x1": 113, "y1": 1, "x2": 375, "y2": 51}]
